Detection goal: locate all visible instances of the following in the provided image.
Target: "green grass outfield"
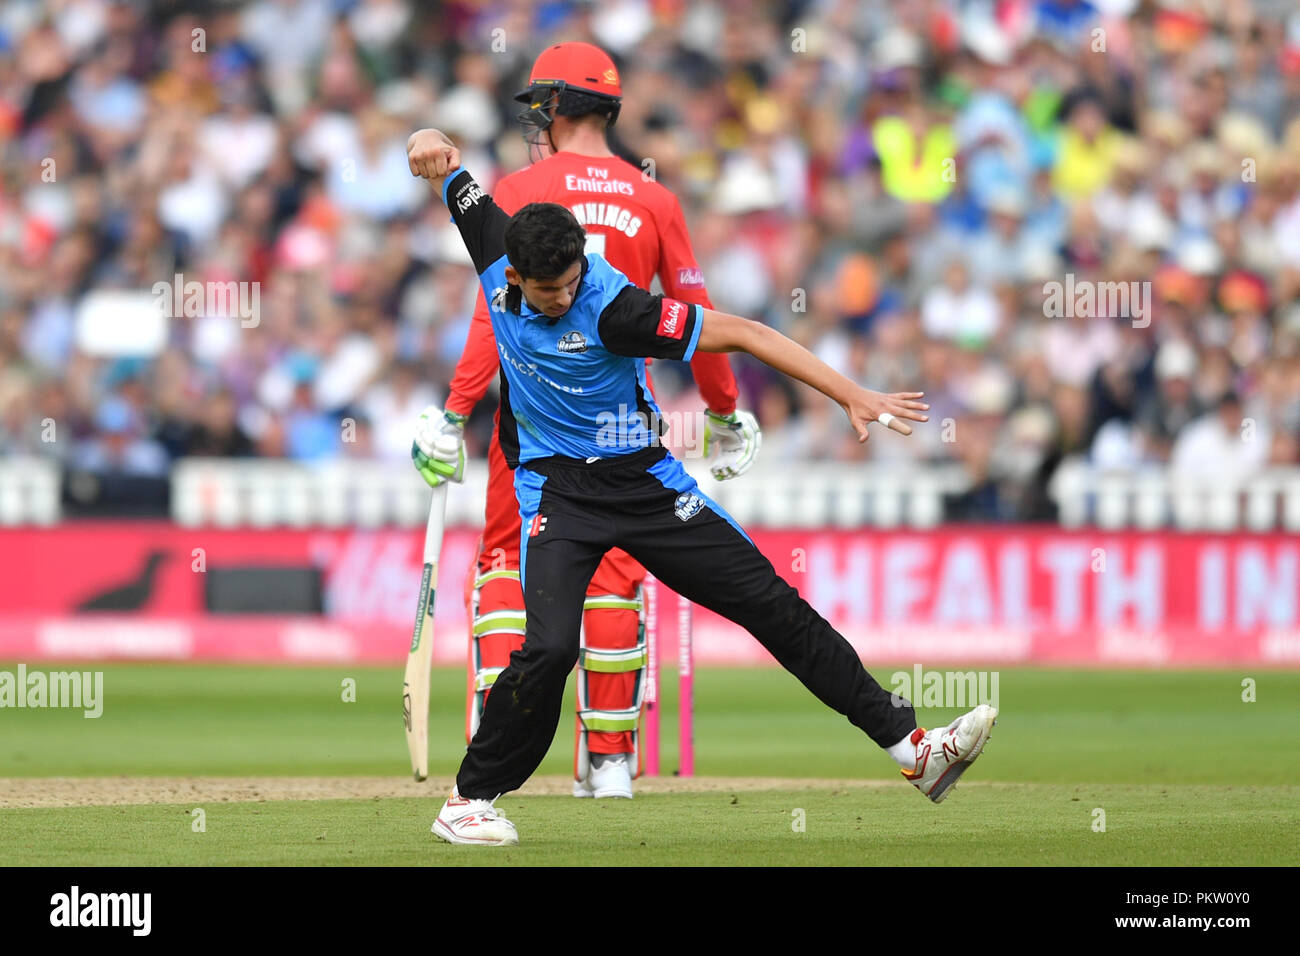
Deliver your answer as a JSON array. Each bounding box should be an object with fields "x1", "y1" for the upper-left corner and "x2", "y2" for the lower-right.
[{"x1": 1, "y1": 664, "x2": 1297, "y2": 865}]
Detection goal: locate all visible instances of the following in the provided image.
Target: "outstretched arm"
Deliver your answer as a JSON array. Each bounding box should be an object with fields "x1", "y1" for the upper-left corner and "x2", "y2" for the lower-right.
[
  {"x1": 410, "y1": 129, "x2": 510, "y2": 281},
  {"x1": 597, "y1": 287, "x2": 927, "y2": 443},
  {"x1": 694, "y1": 310, "x2": 928, "y2": 442},
  {"x1": 407, "y1": 128, "x2": 509, "y2": 485}
]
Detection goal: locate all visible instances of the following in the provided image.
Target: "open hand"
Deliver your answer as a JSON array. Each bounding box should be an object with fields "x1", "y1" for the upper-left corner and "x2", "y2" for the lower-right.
[{"x1": 843, "y1": 390, "x2": 929, "y2": 442}]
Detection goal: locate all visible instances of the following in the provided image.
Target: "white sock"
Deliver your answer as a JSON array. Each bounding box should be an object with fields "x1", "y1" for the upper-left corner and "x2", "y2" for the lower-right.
[{"x1": 887, "y1": 732, "x2": 918, "y2": 770}]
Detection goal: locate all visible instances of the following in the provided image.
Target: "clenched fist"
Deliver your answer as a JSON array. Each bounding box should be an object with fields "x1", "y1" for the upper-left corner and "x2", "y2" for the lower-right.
[{"x1": 407, "y1": 128, "x2": 461, "y2": 184}]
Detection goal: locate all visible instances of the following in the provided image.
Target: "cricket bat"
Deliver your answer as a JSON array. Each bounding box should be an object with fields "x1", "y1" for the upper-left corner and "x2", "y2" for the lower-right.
[{"x1": 403, "y1": 481, "x2": 448, "y2": 781}]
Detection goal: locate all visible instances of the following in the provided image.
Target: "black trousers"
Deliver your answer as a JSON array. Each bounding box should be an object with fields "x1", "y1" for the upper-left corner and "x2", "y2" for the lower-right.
[{"x1": 456, "y1": 446, "x2": 916, "y2": 798}]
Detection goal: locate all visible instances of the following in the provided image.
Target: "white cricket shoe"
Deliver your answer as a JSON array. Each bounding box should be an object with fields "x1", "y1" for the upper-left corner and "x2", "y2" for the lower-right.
[
  {"x1": 902, "y1": 704, "x2": 998, "y2": 804},
  {"x1": 431, "y1": 789, "x2": 519, "y2": 845},
  {"x1": 572, "y1": 776, "x2": 594, "y2": 798},
  {"x1": 589, "y1": 753, "x2": 634, "y2": 799}
]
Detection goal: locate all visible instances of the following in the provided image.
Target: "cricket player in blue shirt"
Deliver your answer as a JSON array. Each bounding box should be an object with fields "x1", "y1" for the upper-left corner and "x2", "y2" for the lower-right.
[{"x1": 409, "y1": 130, "x2": 998, "y2": 845}]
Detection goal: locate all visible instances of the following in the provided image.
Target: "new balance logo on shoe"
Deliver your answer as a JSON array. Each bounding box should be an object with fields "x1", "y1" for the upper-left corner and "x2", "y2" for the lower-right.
[
  {"x1": 902, "y1": 705, "x2": 998, "y2": 804},
  {"x1": 432, "y1": 789, "x2": 520, "y2": 846}
]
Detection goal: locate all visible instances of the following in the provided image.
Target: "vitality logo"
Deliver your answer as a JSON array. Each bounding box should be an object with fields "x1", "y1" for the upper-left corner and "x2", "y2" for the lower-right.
[
  {"x1": 677, "y1": 267, "x2": 705, "y2": 289},
  {"x1": 657, "y1": 299, "x2": 687, "y2": 340}
]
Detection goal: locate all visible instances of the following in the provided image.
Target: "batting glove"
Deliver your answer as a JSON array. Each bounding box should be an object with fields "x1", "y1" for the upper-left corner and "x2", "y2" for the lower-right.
[
  {"x1": 703, "y1": 408, "x2": 761, "y2": 481},
  {"x1": 412, "y1": 406, "x2": 468, "y2": 487}
]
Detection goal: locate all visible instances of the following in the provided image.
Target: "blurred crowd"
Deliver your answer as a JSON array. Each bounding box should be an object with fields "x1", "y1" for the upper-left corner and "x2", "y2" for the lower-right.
[{"x1": 2, "y1": 0, "x2": 1300, "y2": 521}]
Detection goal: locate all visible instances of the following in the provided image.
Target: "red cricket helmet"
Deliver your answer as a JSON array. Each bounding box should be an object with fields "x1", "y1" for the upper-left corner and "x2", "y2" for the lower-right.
[{"x1": 514, "y1": 42, "x2": 623, "y2": 157}]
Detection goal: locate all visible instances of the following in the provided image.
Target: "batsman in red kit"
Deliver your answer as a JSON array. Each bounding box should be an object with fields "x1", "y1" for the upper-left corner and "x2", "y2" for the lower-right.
[{"x1": 410, "y1": 43, "x2": 761, "y2": 798}]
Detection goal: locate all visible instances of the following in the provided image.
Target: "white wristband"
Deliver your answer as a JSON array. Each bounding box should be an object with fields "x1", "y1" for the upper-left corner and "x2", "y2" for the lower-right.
[{"x1": 878, "y1": 412, "x2": 896, "y2": 429}]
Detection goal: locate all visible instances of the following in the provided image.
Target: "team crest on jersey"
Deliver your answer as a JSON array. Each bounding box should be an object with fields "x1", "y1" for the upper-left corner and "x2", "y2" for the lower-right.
[
  {"x1": 674, "y1": 493, "x2": 704, "y2": 522},
  {"x1": 490, "y1": 286, "x2": 509, "y2": 313},
  {"x1": 557, "y1": 331, "x2": 588, "y2": 354}
]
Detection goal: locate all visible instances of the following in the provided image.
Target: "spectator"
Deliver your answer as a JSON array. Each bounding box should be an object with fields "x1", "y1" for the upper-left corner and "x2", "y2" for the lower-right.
[
  {"x1": 186, "y1": 388, "x2": 256, "y2": 457},
  {"x1": 1170, "y1": 391, "x2": 1270, "y2": 482},
  {"x1": 921, "y1": 259, "x2": 1000, "y2": 346},
  {"x1": 75, "y1": 395, "x2": 168, "y2": 476},
  {"x1": 0, "y1": 0, "x2": 1295, "y2": 525}
]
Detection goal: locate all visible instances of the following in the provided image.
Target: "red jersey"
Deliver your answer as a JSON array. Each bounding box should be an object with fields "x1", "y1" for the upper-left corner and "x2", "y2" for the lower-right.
[{"x1": 445, "y1": 151, "x2": 737, "y2": 417}]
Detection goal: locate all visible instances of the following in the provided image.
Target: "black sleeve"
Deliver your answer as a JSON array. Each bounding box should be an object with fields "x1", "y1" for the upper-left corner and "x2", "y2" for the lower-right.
[
  {"x1": 597, "y1": 285, "x2": 702, "y2": 360},
  {"x1": 443, "y1": 170, "x2": 509, "y2": 275}
]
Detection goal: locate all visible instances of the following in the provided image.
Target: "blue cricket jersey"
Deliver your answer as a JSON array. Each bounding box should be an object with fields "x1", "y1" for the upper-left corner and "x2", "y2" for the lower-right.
[{"x1": 442, "y1": 169, "x2": 704, "y2": 467}]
